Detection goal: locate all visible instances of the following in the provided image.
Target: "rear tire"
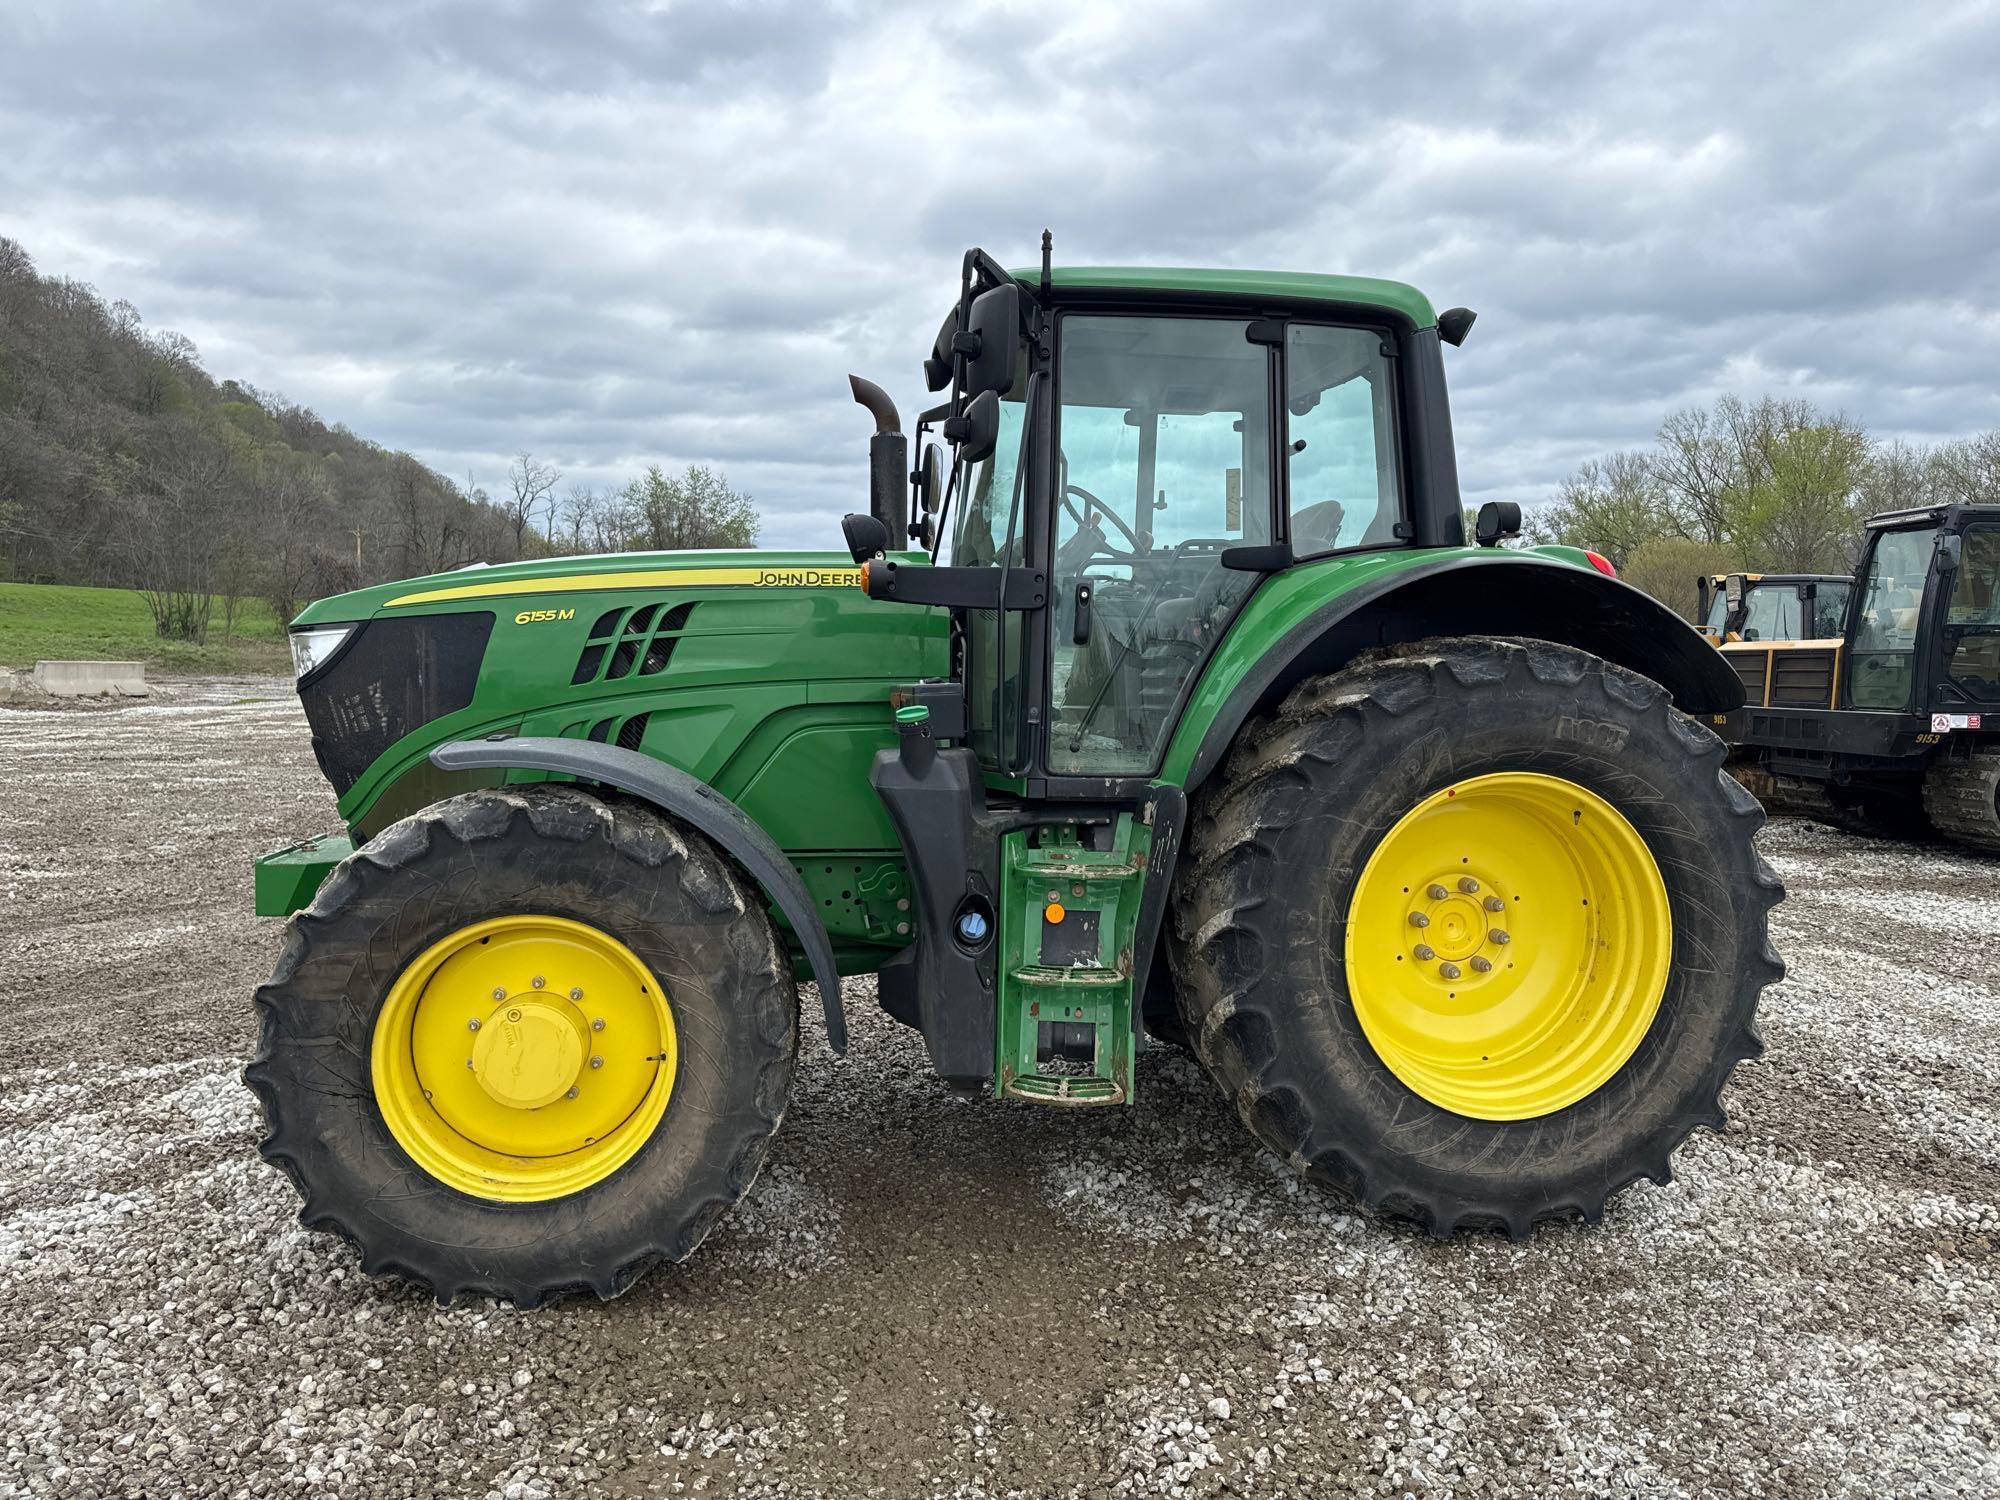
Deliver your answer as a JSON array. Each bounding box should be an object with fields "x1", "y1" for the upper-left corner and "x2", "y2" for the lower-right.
[
  {"x1": 244, "y1": 786, "x2": 798, "y2": 1305},
  {"x1": 1169, "y1": 637, "x2": 1781, "y2": 1238}
]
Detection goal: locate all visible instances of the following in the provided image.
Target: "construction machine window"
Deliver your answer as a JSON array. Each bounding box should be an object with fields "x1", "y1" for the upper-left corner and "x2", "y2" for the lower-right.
[
  {"x1": 1738, "y1": 586, "x2": 1802, "y2": 641},
  {"x1": 1049, "y1": 315, "x2": 1271, "y2": 774},
  {"x1": 1847, "y1": 525, "x2": 1938, "y2": 711},
  {"x1": 1944, "y1": 525, "x2": 2000, "y2": 704},
  {"x1": 1810, "y1": 581, "x2": 1852, "y2": 638},
  {"x1": 1285, "y1": 324, "x2": 1403, "y2": 555}
]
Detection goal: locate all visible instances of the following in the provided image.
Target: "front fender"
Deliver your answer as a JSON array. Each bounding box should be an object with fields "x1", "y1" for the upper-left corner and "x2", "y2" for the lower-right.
[
  {"x1": 430, "y1": 736, "x2": 848, "y2": 1055},
  {"x1": 1163, "y1": 551, "x2": 1744, "y2": 791}
]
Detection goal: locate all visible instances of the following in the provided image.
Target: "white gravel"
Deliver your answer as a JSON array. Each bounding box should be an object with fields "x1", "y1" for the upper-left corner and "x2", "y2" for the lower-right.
[{"x1": 0, "y1": 682, "x2": 1996, "y2": 1497}]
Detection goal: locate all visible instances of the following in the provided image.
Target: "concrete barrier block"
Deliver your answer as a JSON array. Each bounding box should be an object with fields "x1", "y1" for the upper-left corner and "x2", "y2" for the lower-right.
[{"x1": 31, "y1": 660, "x2": 150, "y2": 697}]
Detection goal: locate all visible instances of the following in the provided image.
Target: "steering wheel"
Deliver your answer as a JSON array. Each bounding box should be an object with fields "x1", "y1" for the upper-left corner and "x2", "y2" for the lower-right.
[{"x1": 1059, "y1": 483, "x2": 1143, "y2": 558}]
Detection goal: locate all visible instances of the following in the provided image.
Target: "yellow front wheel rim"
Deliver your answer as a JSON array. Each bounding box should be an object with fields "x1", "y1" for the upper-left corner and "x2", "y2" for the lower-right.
[
  {"x1": 1344, "y1": 772, "x2": 1672, "y2": 1121},
  {"x1": 371, "y1": 915, "x2": 678, "y2": 1202}
]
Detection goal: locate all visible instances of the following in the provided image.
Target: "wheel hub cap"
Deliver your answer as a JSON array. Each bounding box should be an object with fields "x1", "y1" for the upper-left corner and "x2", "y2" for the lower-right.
[{"x1": 471, "y1": 999, "x2": 591, "y2": 1110}]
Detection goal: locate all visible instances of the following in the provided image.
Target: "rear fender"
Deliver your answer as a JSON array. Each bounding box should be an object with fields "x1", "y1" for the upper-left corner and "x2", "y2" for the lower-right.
[{"x1": 1169, "y1": 554, "x2": 1744, "y2": 791}]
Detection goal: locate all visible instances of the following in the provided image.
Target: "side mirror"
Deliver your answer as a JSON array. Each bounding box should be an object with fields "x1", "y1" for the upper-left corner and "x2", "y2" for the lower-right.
[
  {"x1": 945, "y1": 390, "x2": 1001, "y2": 464},
  {"x1": 914, "y1": 443, "x2": 944, "y2": 515},
  {"x1": 962, "y1": 283, "x2": 1021, "y2": 398},
  {"x1": 1474, "y1": 501, "x2": 1521, "y2": 547},
  {"x1": 1724, "y1": 573, "x2": 1746, "y2": 612},
  {"x1": 841, "y1": 512, "x2": 891, "y2": 563},
  {"x1": 1938, "y1": 534, "x2": 1963, "y2": 572},
  {"x1": 924, "y1": 308, "x2": 958, "y2": 391}
]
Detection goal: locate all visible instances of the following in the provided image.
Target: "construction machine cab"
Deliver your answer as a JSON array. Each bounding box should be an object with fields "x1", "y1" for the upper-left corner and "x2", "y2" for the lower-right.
[
  {"x1": 1846, "y1": 505, "x2": 2000, "y2": 713},
  {"x1": 1698, "y1": 572, "x2": 1851, "y2": 644}
]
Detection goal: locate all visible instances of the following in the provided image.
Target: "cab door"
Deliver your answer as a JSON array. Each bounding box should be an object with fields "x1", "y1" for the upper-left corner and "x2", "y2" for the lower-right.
[
  {"x1": 1846, "y1": 523, "x2": 1942, "y2": 711},
  {"x1": 1938, "y1": 523, "x2": 2000, "y2": 708}
]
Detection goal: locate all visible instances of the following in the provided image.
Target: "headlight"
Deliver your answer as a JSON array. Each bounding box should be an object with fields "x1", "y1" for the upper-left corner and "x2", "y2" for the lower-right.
[{"x1": 290, "y1": 625, "x2": 355, "y2": 680}]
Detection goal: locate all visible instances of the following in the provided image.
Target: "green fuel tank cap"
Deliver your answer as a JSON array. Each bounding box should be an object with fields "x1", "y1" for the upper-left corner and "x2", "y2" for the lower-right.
[{"x1": 895, "y1": 703, "x2": 931, "y2": 725}]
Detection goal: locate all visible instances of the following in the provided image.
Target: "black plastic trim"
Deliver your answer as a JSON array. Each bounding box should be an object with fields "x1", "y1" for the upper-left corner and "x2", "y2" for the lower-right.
[
  {"x1": 429, "y1": 736, "x2": 849, "y2": 1055},
  {"x1": 867, "y1": 561, "x2": 1047, "y2": 609},
  {"x1": 1129, "y1": 784, "x2": 1186, "y2": 1038}
]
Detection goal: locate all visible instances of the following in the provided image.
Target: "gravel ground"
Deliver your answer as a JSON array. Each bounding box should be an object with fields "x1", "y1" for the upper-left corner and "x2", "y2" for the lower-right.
[{"x1": 1, "y1": 681, "x2": 1996, "y2": 1499}]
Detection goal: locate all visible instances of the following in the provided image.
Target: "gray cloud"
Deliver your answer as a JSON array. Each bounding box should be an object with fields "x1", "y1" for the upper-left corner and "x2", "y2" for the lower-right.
[{"x1": 4, "y1": 0, "x2": 1997, "y2": 544}]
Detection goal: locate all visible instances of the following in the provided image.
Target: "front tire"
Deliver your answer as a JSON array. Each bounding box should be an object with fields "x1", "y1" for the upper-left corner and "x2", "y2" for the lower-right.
[
  {"x1": 244, "y1": 786, "x2": 798, "y2": 1305},
  {"x1": 1169, "y1": 638, "x2": 1782, "y2": 1238}
]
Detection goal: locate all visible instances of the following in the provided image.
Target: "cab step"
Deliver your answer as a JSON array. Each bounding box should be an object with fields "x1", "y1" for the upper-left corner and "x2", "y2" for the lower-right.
[{"x1": 995, "y1": 815, "x2": 1156, "y2": 1108}]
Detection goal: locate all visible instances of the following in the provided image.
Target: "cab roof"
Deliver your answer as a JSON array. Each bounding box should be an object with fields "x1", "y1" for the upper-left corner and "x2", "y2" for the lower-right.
[{"x1": 1014, "y1": 265, "x2": 1437, "y2": 329}]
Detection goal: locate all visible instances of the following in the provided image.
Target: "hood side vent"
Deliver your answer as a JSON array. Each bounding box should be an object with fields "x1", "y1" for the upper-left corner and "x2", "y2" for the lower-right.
[{"x1": 572, "y1": 601, "x2": 701, "y2": 685}]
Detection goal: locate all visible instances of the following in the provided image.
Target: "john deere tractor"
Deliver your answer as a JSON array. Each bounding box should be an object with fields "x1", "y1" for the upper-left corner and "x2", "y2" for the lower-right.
[{"x1": 247, "y1": 245, "x2": 1780, "y2": 1304}]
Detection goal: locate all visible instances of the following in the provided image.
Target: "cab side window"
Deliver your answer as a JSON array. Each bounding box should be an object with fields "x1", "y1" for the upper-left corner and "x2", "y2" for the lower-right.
[{"x1": 1285, "y1": 325, "x2": 1403, "y2": 556}]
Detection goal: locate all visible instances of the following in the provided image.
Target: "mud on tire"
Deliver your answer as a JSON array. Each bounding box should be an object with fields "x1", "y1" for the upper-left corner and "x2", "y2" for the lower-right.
[
  {"x1": 1168, "y1": 637, "x2": 1783, "y2": 1238},
  {"x1": 244, "y1": 785, "x2": 798, "y2": 1306}
]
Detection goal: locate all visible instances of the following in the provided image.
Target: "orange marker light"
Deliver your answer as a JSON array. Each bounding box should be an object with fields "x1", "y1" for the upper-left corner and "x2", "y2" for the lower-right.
[
  {"x1": 858, "y1": 561, "x2": 871, "y2": 593},
  {"x1": 1044, "y1": 901, "x2": 1066, "y2": 924}
]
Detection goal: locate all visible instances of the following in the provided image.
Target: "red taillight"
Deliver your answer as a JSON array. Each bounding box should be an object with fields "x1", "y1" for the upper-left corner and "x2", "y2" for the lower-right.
[{"x1": 1584, "y1": 550, "x2": 1617, "y2": 579}]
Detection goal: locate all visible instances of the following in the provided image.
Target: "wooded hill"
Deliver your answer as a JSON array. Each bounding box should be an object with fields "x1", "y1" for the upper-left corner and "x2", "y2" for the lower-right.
[{"x1": 0, "y1": 236, "x2": 757, "y2": 640}]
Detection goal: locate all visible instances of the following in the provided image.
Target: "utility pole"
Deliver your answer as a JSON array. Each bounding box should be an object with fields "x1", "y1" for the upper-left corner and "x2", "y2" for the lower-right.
[{"x1": 353, "y1": 525, "x2": 364, "y2": 570}]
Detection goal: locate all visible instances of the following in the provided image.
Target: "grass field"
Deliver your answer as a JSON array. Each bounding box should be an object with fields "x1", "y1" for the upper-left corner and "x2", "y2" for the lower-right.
[{"x1": 0, "y1": 582, "x2": 291, "y2": 675}]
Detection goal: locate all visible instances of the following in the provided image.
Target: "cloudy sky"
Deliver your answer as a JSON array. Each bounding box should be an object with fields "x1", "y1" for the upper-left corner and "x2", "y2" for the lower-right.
[{"x1": 5, "y1": 0, "x2": 1998, "y2": 547}]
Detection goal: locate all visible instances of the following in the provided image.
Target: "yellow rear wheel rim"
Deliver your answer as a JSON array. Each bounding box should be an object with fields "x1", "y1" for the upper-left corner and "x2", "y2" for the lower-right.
[
  {"x1": 1343, "y1": 772, "x2": 1672, "y2": 1121},
  {"x1": 371, "y1": 915, "x2": 678, "y2": 1202}
]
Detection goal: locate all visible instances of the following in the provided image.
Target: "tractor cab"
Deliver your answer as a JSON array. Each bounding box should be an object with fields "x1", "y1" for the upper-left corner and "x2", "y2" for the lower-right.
[{"x1": 847, "y1": 247, "x2": 1473, "y2": 794}]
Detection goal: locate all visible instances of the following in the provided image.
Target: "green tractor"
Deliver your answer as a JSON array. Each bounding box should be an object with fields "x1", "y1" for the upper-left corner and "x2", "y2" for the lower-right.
[{"x1": 247, "y1": 245, "x2": 1780, "y2": 1304}]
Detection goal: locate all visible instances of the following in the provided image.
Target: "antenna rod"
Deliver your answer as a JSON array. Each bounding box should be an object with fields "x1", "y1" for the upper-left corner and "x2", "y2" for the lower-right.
[{"x1": 1040, "y1": 229, "x2": 1053, "y2": 297}]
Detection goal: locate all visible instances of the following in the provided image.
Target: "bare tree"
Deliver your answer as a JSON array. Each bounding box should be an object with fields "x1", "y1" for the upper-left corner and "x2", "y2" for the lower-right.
[
  {"x1": 128, "y1": 415, "x2": 236, "y2": 641},
  {"x1": 502, "y1": 452, "x2": 561, "y2": 559}
]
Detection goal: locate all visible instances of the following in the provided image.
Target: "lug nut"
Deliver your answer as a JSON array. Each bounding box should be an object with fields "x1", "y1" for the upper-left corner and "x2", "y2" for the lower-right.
[
  {"x1": 1484, "y1": 895, "x2": 1505, "y2": 912},
  {"x1": 564, "y1": 1087, "x2": 579, "y2": 1100},
  {"x1": 1470, "y1": 956, "x2": 1493, "y2": 973},
  {"x1": 1438, "y1": 962, "x2": 1463, "y2": 980},
  {"x1": 492, "y1": 986, "x2": 506, "y2": 1001},
  {"x1": 467, "y1": 1018, "x2": 482, "y2": 1032},
  {"x1": 570, "y1": 987, "x2": 584, "y2": 1001},
  {"x1": 1489, "y1": 929, "x2": 1511, "y2": 945},
  {"x1": 1427, "y1": 884, "x2": 1449, "y2": 900},
  {"x1": 589, "y1": 1056, "x2": 604, "y2": 1070},
  {"x1": 1413, "y1": 944, "x2": 1436, "y2": 961},
  {"x1": 531, "y1": 976, "x2": 546, "y2": 990},
  {"x1": 1408, "y1": 912, "x2": 1431, "y2": 928},
  {"x1": 466, "y1": 1059, "x2": 475, "y2": 1070},
  {"x1": 591, "y1": 1018, "x2": 605, "y2": 1032},
  {"x1": 1458, "y1": 876, "x2": 1481, "y2": 894}
]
